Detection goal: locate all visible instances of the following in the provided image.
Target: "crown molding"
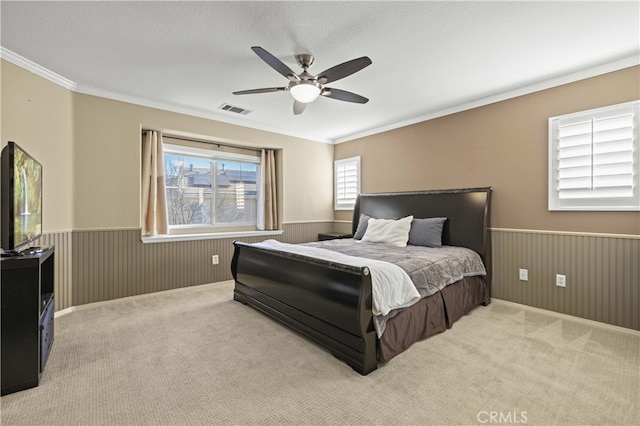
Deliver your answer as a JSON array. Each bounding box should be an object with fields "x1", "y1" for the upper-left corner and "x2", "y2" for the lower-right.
[
  {"x1": 1, "y1": 47, "x2": 331, "y2": 144},
  {"x1": 3, "y1": 47, "x2": 637, "y2": 145},
  {"x1": 0, "y1": 46, "x2": 333, "y2": 144},
  {"x1": 73, "y1": 84, "x2": 333, "y2": 144},
  {"x1": 333, "y1": 54, "x2": 640, "y2": 144},
  {"x1": 1, "y1": 47, "x2": 76, "y2": 90}
]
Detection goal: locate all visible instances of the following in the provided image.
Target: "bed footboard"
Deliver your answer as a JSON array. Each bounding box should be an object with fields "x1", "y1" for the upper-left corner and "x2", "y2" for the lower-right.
[{"x1": 231, "y1": 241, "x2": 378, "y2": 375}]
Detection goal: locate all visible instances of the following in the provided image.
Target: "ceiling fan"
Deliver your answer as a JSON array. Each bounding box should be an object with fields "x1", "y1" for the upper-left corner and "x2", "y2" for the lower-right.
[{"x1": 233, "y1": 46, "x2": 372, "y2": 115}]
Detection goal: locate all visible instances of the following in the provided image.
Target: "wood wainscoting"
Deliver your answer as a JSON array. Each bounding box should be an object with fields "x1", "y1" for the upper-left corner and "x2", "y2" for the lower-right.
[
  {"x1": 38, "y1": 226, "x2": 639, "y2": 331},
  {"x1": 491, "y1": 229, "x2": 639, "y2": 331},
  {"x1": 37, "y1": 222, "x2": 335, "y2": 310},
  {"x1": 37, "y1": 231, "x2": 73, "y2": 312}
]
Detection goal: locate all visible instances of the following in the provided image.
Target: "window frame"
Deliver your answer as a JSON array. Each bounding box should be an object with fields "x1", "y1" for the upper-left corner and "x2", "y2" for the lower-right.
[
  {"x1": 334, "y1": 156, "x2": 361, "y2": 210},
  {"x1": 548, "y1": 100, "x2": 640, "y2": 211},
  {"x1": 163, "y1": 143, "x2": 261, "y2": 231}
]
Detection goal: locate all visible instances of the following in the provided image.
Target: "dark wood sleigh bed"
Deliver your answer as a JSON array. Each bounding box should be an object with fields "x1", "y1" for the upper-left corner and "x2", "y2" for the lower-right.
[{"x1": 231, "y1": 187, "x2": 492, "y2": 375}]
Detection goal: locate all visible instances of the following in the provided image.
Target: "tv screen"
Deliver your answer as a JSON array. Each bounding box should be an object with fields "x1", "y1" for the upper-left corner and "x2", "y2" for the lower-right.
[{"x1": 1, "y1": 141, "x2": 43, "y2": 252}]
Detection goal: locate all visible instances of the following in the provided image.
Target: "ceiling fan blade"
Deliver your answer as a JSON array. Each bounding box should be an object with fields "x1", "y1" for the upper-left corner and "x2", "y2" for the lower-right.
[
  {"x1": 251, "y1": 46, "x2": 297, "y2": 79},
  {"x1": 233, "y1": 87, "x2": 287, "y2": 95},
  {"x1": 293, "y1": 100, "x2": 307, "y2": 115},
  {"x1": 317, "y1": 57, "x2": 372, "y2": 84},
  {"x1": 321, "y1": 88, "x2": 369, "y2": 104}
]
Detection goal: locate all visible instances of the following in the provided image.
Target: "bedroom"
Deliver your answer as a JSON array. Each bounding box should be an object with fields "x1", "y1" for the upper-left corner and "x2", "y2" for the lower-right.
[{"x1": 1, "y1": 1, "x2": 638, "y2": 425}]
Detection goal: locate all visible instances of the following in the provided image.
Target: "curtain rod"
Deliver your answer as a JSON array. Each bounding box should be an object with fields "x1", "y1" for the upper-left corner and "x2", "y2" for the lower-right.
[
  {"x1": 163, "y1": 134, "x2": 222, "y2": 148},
  {"x1": 160, "y1": 133, "x2": 262, "y2": 154}
]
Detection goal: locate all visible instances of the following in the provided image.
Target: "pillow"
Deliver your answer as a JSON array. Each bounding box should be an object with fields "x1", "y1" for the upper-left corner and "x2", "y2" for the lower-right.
[
  {"x1": 361, "y1": 215, "x2": 413, "y2": 247},
  {"x1": 353, "y1": 214, "x2": 371, "y2": 240},
  {"x1": 408, "y1": 217, "x2": 447, "y2": 247}
]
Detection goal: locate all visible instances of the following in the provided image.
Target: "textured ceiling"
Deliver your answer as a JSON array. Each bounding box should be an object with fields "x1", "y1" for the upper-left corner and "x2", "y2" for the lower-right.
[{"x1": 1, "y1": 1, "x2": 638, "y2": 143}]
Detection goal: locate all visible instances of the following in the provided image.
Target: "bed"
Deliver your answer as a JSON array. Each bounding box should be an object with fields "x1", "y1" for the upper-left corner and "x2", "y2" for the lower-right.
[{"x1": 231, "y1": 187, "x2": 492, "y2": 375}]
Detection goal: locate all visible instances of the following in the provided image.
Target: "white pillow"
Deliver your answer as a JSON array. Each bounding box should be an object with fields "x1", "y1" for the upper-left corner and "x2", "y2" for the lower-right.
[{"x1": 361, "y1": 215, "x2": 413, "y2": 247}]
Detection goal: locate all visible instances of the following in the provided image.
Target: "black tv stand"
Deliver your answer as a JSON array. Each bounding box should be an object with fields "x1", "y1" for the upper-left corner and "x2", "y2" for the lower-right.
[
  {"x1": 1, "y1": 246, "x2": 55, "y2": 395},
  {"x1": 1, "y1": 245, "x2": 49, "y2": 257}
]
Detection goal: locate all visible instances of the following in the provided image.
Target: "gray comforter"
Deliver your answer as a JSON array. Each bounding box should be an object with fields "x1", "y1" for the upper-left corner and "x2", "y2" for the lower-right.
[{"x1": 304, "y1": 239, "x2": 487, "y2": 336}]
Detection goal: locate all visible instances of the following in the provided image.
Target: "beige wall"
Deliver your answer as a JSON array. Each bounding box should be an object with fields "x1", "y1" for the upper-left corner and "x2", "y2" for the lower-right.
[
  {"x1": 333, "y1": 66, "x2": 639, "y2": 330},
  {"x1": 334, "y1": 66, "x2": 640, "y2": 236},
  {"x1": 72, "y1": 94, "x2": 334, "y2": 230},
  {"x1": 1, "y1": 59, "x2": 336, "y2": 310},
  {"x1": 0, "y1": 61, "x2": 334, "y2": 231},
  {"x1": 1, "y1": 60, "x2": 74, "y2": 232}
]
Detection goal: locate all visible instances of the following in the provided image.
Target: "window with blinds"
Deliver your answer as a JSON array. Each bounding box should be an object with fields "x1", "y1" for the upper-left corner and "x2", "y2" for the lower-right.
[
  {"x1": 548, "y1": 100, "x2": 639, "y2": 211},
  {"x1": 334, "y1": 156, "x2": 361, "y2": 210}
]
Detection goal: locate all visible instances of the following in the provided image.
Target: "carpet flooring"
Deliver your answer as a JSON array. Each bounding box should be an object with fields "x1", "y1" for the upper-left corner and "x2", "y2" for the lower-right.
[{"x1": 1, "y1": 281, "x2": 638, "y2": 425}]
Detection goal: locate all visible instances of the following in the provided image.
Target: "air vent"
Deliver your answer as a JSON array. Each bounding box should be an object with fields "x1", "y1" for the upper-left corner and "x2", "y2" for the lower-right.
[{"x1": 219, "y1": 103, "x2": 253, "y2": 115}]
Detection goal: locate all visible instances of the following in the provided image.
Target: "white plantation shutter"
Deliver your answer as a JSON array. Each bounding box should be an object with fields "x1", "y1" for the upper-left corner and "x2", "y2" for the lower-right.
[
  {"x1": 335, "y1": 156, "x2": 360, "y2": 210},
  {"x1": 549, "y1": 101, "x2": 639, "y2": 211}
]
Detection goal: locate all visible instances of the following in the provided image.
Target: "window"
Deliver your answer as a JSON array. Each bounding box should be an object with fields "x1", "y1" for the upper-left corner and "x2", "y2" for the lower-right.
[
  {"x1": 335, "y1": 156, "x2": 361, "y2": 210},
  {"x1": 548, "y1": 100, "x2": 639, "y2": 211},
  {"x1": 163, "y1": 143, "x2": 260, "y2": 228}
]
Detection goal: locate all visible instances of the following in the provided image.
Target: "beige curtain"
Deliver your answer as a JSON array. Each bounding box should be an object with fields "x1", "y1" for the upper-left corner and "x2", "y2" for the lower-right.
[
  {"x1": 257, "y1": 149, "x2": 279, "y2": 230},
  {"x1": 141, "y1": 130, "x2": 168, "y2": 235}
]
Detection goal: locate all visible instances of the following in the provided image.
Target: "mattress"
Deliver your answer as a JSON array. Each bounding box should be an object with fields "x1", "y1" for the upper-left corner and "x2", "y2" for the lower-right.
[{"x1": 305, "y1": 239, "x2": 487, "y2": 336}]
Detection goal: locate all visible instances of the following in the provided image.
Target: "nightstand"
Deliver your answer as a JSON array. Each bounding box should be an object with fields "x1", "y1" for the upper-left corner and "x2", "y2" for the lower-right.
[{"x1": 318, "y1": 232, "x2": 353, "y2": 241}]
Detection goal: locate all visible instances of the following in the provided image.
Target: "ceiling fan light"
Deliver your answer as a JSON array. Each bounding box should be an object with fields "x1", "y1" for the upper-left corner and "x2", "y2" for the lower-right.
[{"x1": 290, "y1": 82, "x2": 321, "y2": 103}]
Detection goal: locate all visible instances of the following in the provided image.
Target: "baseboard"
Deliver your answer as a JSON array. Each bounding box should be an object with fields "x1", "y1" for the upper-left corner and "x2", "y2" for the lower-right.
[{"x1": 492, "y1": 298, "x2": 640, "y2": 336}]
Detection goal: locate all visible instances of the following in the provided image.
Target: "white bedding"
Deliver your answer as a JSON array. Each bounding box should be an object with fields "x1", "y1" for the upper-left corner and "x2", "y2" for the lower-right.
[{"x1": 253, "y1": 239, "x2": 421, "y2": 318}]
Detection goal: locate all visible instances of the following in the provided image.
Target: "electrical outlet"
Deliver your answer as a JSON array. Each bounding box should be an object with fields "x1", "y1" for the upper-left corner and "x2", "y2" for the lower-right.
[
  {"x1": 211, "y1": 255, "x2": 219, "y2": 265},
  {"x1": 556, "y1": 274, "x2": 566, "y2": 287},
  {"x1": 519, "y1": 269, "x2": 528, "y2": 281}
]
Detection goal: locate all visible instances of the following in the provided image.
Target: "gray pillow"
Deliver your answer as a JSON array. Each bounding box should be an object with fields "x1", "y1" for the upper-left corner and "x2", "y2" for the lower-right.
[
  {"x1": 408, "y1": 217, "x2": 447, "y2": 247},
  {"x1": 353, "y1": 214, "x2": 371, "y2": 240}
]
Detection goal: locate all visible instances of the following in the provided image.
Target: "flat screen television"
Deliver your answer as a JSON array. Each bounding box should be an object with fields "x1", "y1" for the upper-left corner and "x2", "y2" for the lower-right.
[{"x1": 1, "y1": 141, "x2": 43, "y2": 254}]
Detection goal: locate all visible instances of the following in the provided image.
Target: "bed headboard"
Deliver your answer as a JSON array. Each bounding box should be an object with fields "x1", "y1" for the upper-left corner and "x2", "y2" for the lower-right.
[{"x1": 352, "y1": 187, "x2": 492, "y2": 284}]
